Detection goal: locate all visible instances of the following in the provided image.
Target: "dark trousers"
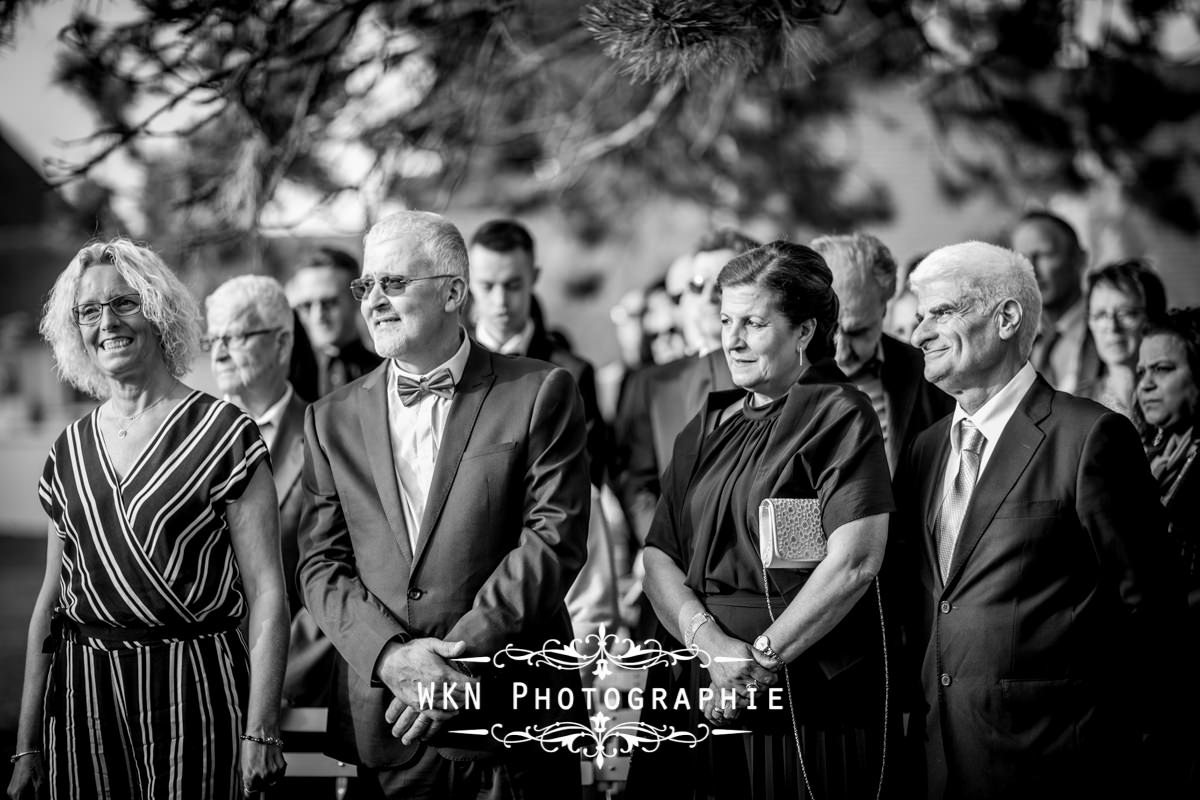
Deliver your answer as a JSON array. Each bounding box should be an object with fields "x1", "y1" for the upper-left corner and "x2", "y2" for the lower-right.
[{"x1": 357, "y1": 745, "x2": 581, "y2": 800}]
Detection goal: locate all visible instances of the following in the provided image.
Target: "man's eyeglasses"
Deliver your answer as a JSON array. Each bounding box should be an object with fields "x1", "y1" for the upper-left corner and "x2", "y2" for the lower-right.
[
  {"x1": 73, "y1": 294, "x2": 142, "y2": 326},
  {"x1": 349, "y1": 274, "x2": 457, "y2": 301},
  {"x1": 1088, "y1": 308, "x2": 1145, "y2": 328},
  {"x1": 200, "y1": 328, "x2": 279, "y2": 352},
  {"x1": 294, "y1": 297, "x2": 341, "y2": 314}
]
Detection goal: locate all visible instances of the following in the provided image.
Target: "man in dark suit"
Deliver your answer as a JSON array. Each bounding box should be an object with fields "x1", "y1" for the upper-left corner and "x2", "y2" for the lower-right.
[
  {"x1": 1010, "y1": 210, "x2": 1101, "y2": 394},
  {"x1": 286, "y1": 246, "x2": 382, "y2": 397},
  {"x1": 467, "y1": 219, "x2": 605, "y2": 486},
  {"x1": 204, "y1": 275, "x2": 334, "y2": 707},
  {"x1": 813, "y1": 232, "x2": 952, "y2": 472},
  {"x1": 297, "y1": 211, "x2": 590, "y2": 799},
  {"x1": 613, "y1": 229, "x2": 759, "y2": 543},
  {"x1": 895, "y1": 241, "x2": 1185, "y2": 799},
  {"x1": 468, "y1": 218, "x2": 617, "y2": 641}
]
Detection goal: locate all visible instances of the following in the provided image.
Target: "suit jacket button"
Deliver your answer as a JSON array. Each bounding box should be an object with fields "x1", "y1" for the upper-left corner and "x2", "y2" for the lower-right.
[
  {"x1": 940, "y1": 673, "x2": 952, "y2": 687},
  {"x1": 939, "y1": 601, "x2": 951, "y2": 614},
  {"x1": 407, "y1": 588, "x2": 424, "y2": 600}
]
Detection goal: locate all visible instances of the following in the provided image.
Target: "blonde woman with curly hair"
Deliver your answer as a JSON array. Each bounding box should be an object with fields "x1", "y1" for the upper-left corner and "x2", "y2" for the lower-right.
[{"x1": 7, "y1": 239, "x2": 288, "y2": 800}]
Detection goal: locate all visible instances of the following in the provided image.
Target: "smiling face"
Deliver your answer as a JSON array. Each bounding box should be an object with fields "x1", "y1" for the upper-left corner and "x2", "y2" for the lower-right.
[
  {"x1": 360, "y1": 236, "x2": 464, "y2": 373},
  {"x1": 76, "y1": 263, "x2": 164, "y2": 382},
  {"x1": 1088, "y1": 281, "x2": 1146, "y2": 369},
  {"x1": 1137, "y1": 333, "x2": 1198, "y2": 431},
  {"x1": 910, "y1": 278, "x2": 1006, "y2": 395},
  {"x1": 721, "y1": 282, "x2": 812, "y2": 403}
]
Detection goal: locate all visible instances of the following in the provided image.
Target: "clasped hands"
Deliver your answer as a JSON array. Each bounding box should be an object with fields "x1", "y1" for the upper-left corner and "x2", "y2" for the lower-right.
[
  {"x1": 695, "y1": 626, "x2": 782, "y2": 727},
  {"x1": 377, "y1": 637, "x2": 479, "y2": 745}
]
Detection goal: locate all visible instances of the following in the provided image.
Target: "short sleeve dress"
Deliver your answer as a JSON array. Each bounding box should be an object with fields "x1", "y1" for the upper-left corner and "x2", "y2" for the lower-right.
[
  {"x1": 635, "y1": 359, "x2": 896, "y2": 800},
  {"x1": 37, "y1": 391, "x2": 269, "y2": 800}
]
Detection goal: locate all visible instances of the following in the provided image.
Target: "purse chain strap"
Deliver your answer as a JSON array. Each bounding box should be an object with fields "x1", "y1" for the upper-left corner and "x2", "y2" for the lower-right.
[{"x1": 760, "y1": 565, "x2": 889, "y2": 800}]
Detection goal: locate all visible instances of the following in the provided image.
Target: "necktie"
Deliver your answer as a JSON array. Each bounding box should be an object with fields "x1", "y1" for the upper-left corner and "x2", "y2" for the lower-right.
[
  {"x1": 395, "y1": 368, "x2": 455, "y2": 407},
  {"x1": 1034, "y1": 325, "x2": 1060, "y2": 383},
  {"x1": 935, "y1": 419, "x2": 987, "y2": 582}
]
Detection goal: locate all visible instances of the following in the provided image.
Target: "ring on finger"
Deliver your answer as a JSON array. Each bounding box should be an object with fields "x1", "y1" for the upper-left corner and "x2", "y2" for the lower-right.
[{"x1": 745, "y1": 680, "x2": 759, "y2": 692}]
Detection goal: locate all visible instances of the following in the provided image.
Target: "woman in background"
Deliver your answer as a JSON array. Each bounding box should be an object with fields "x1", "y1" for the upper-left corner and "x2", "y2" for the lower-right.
[
  {"x1": 1080, "y1": 258, "x2": 1166, "y2": 418},
  {"x1": 7, "y1": 239, "x2": 288, "y2": 799}
]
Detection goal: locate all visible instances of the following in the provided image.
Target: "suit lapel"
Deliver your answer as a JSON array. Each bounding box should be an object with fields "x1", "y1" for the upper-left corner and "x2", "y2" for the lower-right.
[
  {"x1": 412, "y1": 344, "x2": 495, "y2": 570},
  {"x1": 942, "y1": 379, "x2": 1050, "y2": 591},
  {"x1": 357, "y1": 363, "x2": 414, "y2": 565}
]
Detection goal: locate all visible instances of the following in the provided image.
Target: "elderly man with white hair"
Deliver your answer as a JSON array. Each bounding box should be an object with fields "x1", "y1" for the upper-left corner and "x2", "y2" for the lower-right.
[
  {"x1": 206, "y1": 275, "x2": 335, "y2": 708},
  {"x1": 893, "y1": 241, "x2": 1185, "y2": 799}
]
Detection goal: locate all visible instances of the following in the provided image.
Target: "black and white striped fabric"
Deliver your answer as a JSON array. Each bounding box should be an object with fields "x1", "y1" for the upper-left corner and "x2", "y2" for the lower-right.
[{"x1": 38, "y1": 391, "x2": 268, "y2": 799}]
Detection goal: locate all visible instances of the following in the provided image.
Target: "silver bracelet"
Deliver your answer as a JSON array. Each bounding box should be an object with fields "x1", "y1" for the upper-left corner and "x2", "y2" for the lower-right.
[
  {"x1": 684, "y1": 611, "x2": 714, "y2": 650},
  {"x1": 240, "y1": 733, "x2": 284, "y2": 748},
  {"x1": 9, "y1": 749, "x2": 41, "y2": 765}
]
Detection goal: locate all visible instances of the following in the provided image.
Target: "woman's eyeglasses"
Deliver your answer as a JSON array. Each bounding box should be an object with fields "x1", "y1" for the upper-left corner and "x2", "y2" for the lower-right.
[
  {"x1": 349, "y1": 274, "x2": 457, "y2": 301},
  {"x1": 1088, "y1": 308, "x2": 1145, "y2": 328},
  {"x1": 72, "y1": 294, "x2": 142, "y2": 326},
  {"x1": 199, "y1": 329, "x2": 279, "y2": 351}
]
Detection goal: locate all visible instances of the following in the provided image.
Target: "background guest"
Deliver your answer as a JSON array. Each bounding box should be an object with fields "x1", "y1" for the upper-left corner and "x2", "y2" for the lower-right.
[
  {"x1": 467, "y1": 218, "x2": 616, "y2": 643},
  {"x1": 1079, "y1": 258, "x2": 1167, "y2": 418},
  {"x1": 633, "y1": 241, "x2": 893, "y2": 799},
  {"x1": 286, "y1": 246, "x2": 381, "y2": 397},
  {"x1": 205, "y1": 275, "x2": 335, "y2": 710},
  {"x1": 1010, "y1": 210, "x2": 1101, "y2": 393},
  {"x1": 1137, "y1": 308, "x2": 1200, "y2": 614},
  {"x1": 813, "y1": 232, "x2": 952, "y2": 472},
  {"x1": 8, "y1": 239, "x2": 288, "y2": 800}
]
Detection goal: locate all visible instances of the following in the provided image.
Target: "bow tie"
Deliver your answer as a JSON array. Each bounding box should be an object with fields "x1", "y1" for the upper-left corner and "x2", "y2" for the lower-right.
[{"x1": 395, "y1": 368, "x2": 455, "y2": 407}]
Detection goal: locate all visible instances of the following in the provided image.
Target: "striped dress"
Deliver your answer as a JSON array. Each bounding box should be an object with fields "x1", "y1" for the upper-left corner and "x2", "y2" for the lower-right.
[{"x1": 38, "y1": 391, "x2": 269, "y2": 800}]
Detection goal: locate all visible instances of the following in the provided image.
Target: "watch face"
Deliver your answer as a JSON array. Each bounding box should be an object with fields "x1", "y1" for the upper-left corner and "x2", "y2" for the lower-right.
[{"x1": 754, "y1": 635, "x2": 770, "y2": 652}]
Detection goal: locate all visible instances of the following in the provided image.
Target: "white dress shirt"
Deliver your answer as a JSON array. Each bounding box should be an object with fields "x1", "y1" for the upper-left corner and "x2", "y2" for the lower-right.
[
  {"x1": 474, "y1": 319, "x2": 535, "y2": 355},
  {"x1": 387, "y1": 331, "x2": 472, "y2": 551},
  {"x1": 937, "y1": 362, "x2": 1038, "y2": 510},
  {"x1": 230, "y1": 384, "x2": 292, "y2": 450}
]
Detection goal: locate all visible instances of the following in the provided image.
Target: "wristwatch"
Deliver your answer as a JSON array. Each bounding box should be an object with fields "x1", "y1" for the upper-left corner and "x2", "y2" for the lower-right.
[{"x1": 753, "y1": 634, "x2": 779, "y2": 661}]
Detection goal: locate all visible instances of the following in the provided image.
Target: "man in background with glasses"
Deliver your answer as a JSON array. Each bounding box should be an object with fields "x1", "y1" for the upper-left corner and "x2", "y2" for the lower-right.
[
  {"x1": 297, "y1": 210, "x2": 589, "y2": 799},
  {"x1": 286, "y1": 246, "x2": 381, "y2": 396},
  {"x1": 204, "y1": 275, "x2": 336, "y2": 716}
]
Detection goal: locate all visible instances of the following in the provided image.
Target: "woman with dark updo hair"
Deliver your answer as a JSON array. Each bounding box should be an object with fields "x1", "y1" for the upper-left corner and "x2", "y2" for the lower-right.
[{"x1": 634, "y1": 241, "x2": 894, "y2": 799}]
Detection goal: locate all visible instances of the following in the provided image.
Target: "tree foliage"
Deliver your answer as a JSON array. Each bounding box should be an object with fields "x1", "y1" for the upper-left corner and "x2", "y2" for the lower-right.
[{"x1": 3, "y1": 0, "x2": 1198, "y2": 248}]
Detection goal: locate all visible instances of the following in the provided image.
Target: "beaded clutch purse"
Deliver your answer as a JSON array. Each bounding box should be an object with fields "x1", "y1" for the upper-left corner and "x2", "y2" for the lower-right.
[{"x1": 758, "y1": 498, "x2": 826, "y2": 569}]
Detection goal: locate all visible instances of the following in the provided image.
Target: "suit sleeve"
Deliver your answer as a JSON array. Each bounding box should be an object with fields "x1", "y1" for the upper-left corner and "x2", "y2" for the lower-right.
[
  {"x1": 1077, "y1": 412, "x2": 1187, "y2": 756},
  {"x1": 296, "y1": 404, "x2": 411, "y2": 681},
  {"x1": 613, "y1": 368, "x2": 660, "y2": 543},
  {"x1": 446, "y1": 368, "x2": 590, "y2": 655}
]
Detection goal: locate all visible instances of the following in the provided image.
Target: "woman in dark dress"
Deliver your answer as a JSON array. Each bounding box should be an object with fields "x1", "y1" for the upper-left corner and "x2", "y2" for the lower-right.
[
  {"x1": 7, "y1": 239, "x2": 289, "y2": 799},
  {"x1": 637, "y1": 241, "x2": 894, "y2": 799}
]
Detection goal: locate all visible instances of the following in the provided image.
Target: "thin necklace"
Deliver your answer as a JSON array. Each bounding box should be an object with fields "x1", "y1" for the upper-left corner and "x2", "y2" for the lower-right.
[{"x1": 108, "y1": 395, "x2": 171, "y2": 439}]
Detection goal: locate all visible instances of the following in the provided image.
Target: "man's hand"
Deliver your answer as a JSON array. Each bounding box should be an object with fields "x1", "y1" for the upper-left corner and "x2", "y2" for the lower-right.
[{"x1": 375, "y1": 638, "x2": 478, "y2": 743}]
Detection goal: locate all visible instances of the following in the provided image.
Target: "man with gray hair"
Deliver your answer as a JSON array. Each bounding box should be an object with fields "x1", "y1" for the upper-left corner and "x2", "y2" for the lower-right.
[
  {"x1": 296, "y1": 210, "x2": 589, "y2": 798},
  {"x1": 894, "y1": 241, "x2": 1184, "y2": 798},
  {"x1": 205, "y1": 275, "x2": 335, "y2": 709},
  {"x1": 812, "y1": 233, "x2": 951, "y2": 471}
]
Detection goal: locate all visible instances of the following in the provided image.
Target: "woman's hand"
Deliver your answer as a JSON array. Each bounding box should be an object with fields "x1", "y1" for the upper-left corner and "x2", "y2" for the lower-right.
[
  {"x1": 7, "y1": 753, "x2": 46, "y2": 800},
  {"x1": 239, "y1": 740, "x2": 286, "y2": 796},
  {"x1": 694, "y1": 625, "x2": 780, "y2": 708}
]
